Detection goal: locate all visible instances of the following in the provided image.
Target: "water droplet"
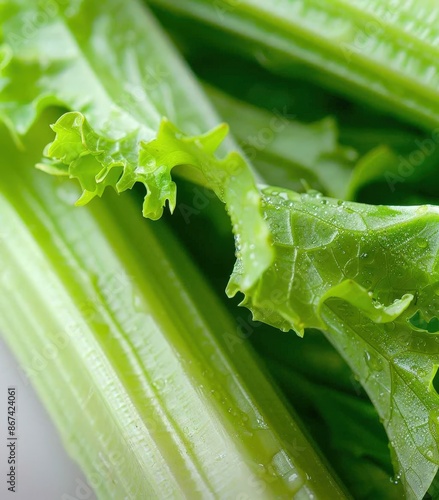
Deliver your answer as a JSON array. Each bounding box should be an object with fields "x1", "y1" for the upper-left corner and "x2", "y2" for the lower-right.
[
  {"x1": 286, "y1": 472, "x2": 305, "y2": 492},
  {"x1": 152, "y1": 378, "x2": 165, "y2": 390},
  {"x1": 416, "y1": 238, "x2": 428, "y2": 249},
  {"x1": 428, "y1": 410, "x2": 439, "y2": 442},
  {"x1": 364, "y1": 351, "x2": 383, "y2": 371},
  {"x1": 271, "y1": 451, "x2": 306, "y2": 493},
  {"x1": 390, "y1": 471, "x2": 402, "y2": 485},
  {"x1": 307, "y1": 190, "x2": 322, "y2": 198},
  {"x1": 254, "y1": 417, "x2": 269, "y2": 430}
]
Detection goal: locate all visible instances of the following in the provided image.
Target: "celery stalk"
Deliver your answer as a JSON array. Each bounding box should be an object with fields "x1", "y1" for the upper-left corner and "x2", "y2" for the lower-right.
[
  {"x1": 0, "y1": 118, "x2": 346, "y2": 498},
  {"x1": 149, "y1": 0, "x2": 439, "y2": 130}
]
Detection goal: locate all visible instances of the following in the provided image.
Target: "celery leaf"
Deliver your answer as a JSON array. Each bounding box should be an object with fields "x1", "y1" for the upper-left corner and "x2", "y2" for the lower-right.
[
  {"x1": 0, "y1": 0, "x2": 272, "y2": 292},
  {"x1": 238, "y1": 189, "x2": 439, "y2": 499}
]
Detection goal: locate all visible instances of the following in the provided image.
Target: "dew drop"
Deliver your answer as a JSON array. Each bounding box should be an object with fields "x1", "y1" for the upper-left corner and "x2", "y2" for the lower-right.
[
  {"x1": 271, "y1": 451, "x2": 306, "y2": 493},
  {"x1": 152, "y1": 378, "x2": 166, "y2": 390},
  {"x1": 390, "y1": 471, "x2": 402, "y2": 485},
  {"x1": 428, "y1": 410, "x2": 439, "y2": 442},
  {"x1": 364, "y1": 351, "x2": 383, "y2": 371},
  {"x1": 307, "y1": 190, "x2": 322, "y2": 198},
  {"x1": 286, "y1": 471, "x2": 306, "y2": 492},
  {"x1": 416, "y1": 238, "x2": 428, "y2": 249}
]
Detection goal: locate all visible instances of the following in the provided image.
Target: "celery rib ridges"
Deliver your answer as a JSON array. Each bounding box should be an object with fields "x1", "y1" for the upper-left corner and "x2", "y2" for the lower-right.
[
  {"x1": 0, "y1": 0, "x2": 273, "y2": 294},
  {"x1": 0, "y1": 120, "x2": 346, "y2": 498},
  {"x1": 150, "y1": 0, "x2": 439, "y2": 130}
]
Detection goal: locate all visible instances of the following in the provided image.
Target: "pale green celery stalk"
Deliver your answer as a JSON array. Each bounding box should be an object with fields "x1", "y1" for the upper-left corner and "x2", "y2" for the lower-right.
[
  {"x1": 0, "y1": 0, "x2": 272, "y2": 295},
  {"x1": 148, "y1": 0, "x2": 439, "y2": 130},
  {"x1": 0, "y1": 119, "x2": 346, "y2": 498},
  {"x1": 6, "y1": 1, "x2": 433, "y2": 497},
  {"x1": 11, "y1": 1, "x2": 438, "y2": 497}
]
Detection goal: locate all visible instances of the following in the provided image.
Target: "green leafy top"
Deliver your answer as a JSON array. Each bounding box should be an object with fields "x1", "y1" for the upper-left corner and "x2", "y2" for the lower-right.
[
  {"x1": 3, "y1": 0, "x2": 439, "y2": 498},
  {"x1": 39, "y1": 112, "x2": 271, "y2": 290},
  {"x1": 242, "y1": 188, "x2": 439, "y2": 498},
  {"x1": 0, "y1": 0, "x2": 272, "y2": 292}
]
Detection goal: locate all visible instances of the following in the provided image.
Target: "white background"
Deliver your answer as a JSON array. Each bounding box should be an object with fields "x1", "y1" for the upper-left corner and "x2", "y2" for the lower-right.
[{"x1": 0, "y1": 337, "x2": 96, "y2": 500}]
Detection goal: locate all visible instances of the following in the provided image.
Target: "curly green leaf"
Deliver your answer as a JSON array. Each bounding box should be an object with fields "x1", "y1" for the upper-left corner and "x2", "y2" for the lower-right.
[{"x1": 238, "y1": 188, "x2": 439, "y2": 499}]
